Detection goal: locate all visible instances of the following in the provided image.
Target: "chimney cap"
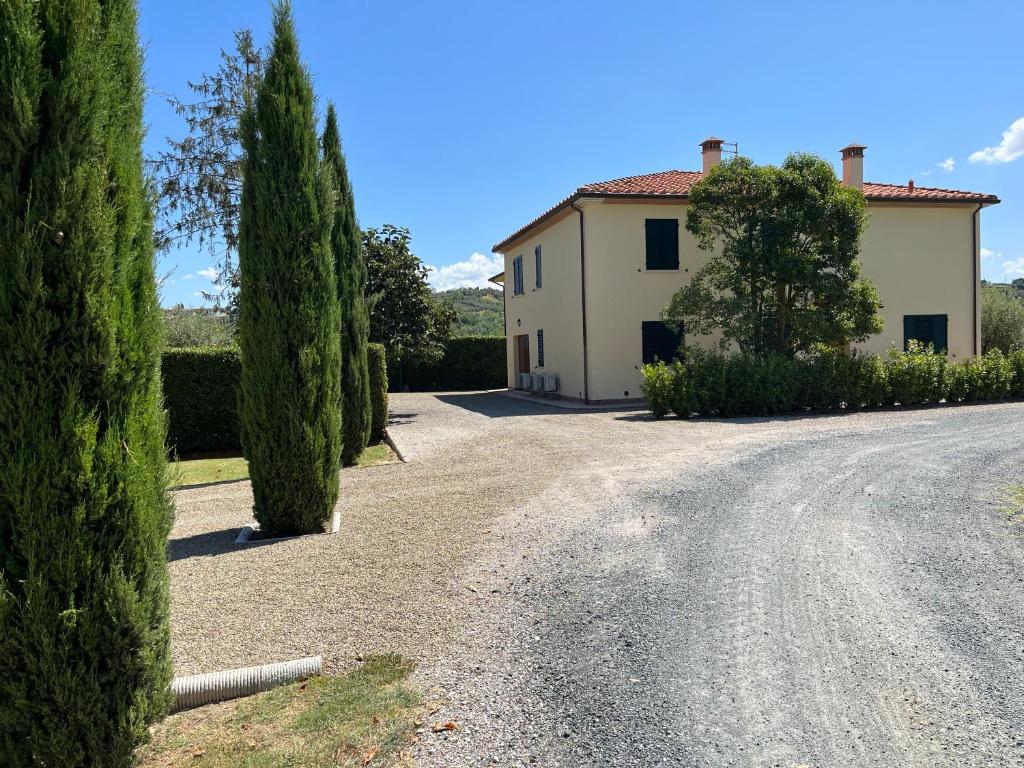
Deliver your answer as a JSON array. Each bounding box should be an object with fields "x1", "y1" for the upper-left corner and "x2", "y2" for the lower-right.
[
  {"x1": 840, "y1": 143, "x2": 867, "y2": 158},
  {"x1": 700, "y1": 136, "x2": 725, "y2": 149}
]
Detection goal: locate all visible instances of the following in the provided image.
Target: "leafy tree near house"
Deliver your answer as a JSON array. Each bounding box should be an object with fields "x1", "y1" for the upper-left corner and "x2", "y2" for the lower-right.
[
  {"x1": 149, "y1": 28, "x2": 264, "y2": 309},
  {"x1": 981, "y1": 283, "x2": 1024, "y2": 353},
  {"x1": 322, "y1": 104, "x2": 372, "y2": 465},
  {"x1": 364, "y1": 224, "x2": 456, "y2": 373},
  {"x1": 662, "y1": 154, "x2": 882, "y2": 357},
  {"x1": 0, "y1": 0, "x2": 173, "y2": 765},
  {"x1": 237, "y1": 2, "x2": 341, "y2": 536}
]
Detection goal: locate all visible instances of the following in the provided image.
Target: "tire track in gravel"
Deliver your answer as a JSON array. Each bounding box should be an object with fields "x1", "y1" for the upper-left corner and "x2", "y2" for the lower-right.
[{"x1": 417, "y1": 405, "x2": 1024, "y2": 767}]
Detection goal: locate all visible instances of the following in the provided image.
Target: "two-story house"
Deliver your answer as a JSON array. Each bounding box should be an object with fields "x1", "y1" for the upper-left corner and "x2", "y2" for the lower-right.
[{"x1": 491, "y1": 138, "x2": 1000, "y2": 404}]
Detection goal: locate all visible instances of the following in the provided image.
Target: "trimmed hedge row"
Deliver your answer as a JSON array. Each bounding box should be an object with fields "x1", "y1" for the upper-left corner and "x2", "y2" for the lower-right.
[
  {"x1": 163, "y1": 346, "x2": 241, "y2": 455},
  {"x1": 390, "y1": 336, "x2": 505, "y2": 392},
  {"x1": 642, "y1": 343, "x2": 1024, "y2": 419},
  {"x1": 368, "y1": 342, "x2": 388, "y2": 441},
  {"x1": 162, "y1": 339, "x2": 467, "y2": 455}
]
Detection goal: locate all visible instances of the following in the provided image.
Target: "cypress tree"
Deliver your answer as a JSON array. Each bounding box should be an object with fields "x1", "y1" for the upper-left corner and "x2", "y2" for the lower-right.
[
  {"x1": 322, "y1": 103, "x2": 372, "y2": 465},
  {"x1": 0, "y1": 1, "x2": 173, "y2": 765},
  {"x1": 238, "y1": 2, "x2": 342, "y2": 536}
]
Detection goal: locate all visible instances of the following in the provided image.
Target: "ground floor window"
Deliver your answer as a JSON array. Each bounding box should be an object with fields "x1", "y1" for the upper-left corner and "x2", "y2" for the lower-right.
[
  {"x1": 903, "y1": 314, "x2": 948, "y2": 352},
  {"x1": 537, "y1": 329, "x2": 545, "y2": 367},
  {"x1": 641, "y1": 321, "x2": 682, "y2": 365}
]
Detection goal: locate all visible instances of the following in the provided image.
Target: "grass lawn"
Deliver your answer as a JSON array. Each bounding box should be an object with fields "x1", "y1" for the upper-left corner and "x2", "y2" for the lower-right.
[
  {"x1": 139, "y1": 655, "x2": 421, "y2": 768},
  {"x1": 171, "y1": 443, "x2": 399, "y2": 488}
]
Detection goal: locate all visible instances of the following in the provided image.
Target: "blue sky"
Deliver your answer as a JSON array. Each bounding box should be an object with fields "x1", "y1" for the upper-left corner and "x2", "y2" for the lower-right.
[{"x1": 141, "y1": 0, "x2": 1024, "y2": 306}]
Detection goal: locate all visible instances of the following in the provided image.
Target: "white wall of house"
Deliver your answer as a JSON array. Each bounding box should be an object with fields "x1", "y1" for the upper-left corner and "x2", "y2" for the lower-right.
[
  {"x1": 498, "y1": 197, "x2": 982, "y2": 404},
  {"x1": 856, "y1": 203, "x2": 979, "y2": 359},
  {"x1": 502, "y1": 211, "x2": 586, "y2": 399}
]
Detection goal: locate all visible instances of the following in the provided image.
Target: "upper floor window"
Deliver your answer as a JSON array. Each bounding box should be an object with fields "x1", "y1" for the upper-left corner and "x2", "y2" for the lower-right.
[
  {"x1": 904, "y1": 314, "x2": 948, "y2": 352},
  {"x1": 513, "y1": 255, "x2": 524, "y2": 295},
  {"x1": 645, "y1": 219, "x2": 679, "y2": 270},
  {"x1": 535, "y1": 245, "x2": 542, "y2": 289}
]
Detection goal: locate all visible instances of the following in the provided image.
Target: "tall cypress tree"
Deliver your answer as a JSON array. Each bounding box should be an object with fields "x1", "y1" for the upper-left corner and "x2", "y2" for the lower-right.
[
  {"x1": 238, "y1": 2, "x2": 341, "y2": 536},
  {"x1": 0, "y1": 1, "x2": 173, "y2": 765},
  {"x1": 322, "y1": 104, "x2": 371, "y2": 465}
]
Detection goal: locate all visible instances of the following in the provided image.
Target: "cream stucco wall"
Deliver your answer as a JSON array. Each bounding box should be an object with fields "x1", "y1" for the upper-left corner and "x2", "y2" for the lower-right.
[
  {"x1": 498, "y1": 197, "x2": 981, "y2": 404},
  {"x1": 501, "y1": 212, "x2": 586, "y2": 399},
  {"x1": 855, "y1": 204, "x2": 979, "y2": 359},
  {"x1": 580, "y1": 199, "x2": 717, "y2": 402}
]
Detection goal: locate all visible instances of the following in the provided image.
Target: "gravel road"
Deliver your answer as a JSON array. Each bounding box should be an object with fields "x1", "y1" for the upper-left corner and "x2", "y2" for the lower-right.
[{"x1": 414, "y1": 400, "x2": 1024, "y2": 767}]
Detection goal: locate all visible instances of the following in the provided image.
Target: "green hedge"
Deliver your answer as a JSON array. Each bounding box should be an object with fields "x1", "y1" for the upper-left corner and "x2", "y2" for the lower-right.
[
  {"x1": 642, "y1": 343, "x2": 1024, "y2": 419},
  {"x1": 368, "y1": 342, "x2": 388, "y2": 441},
  {"x1": 162, "y1": 347, "x2": 241, "y2": 455},
  {"x1": 389, "y1": 336, "x2": 505, "y2": 392},
  {"x1": 163, "y1": 344, "x2": 391, "y2": 456}
]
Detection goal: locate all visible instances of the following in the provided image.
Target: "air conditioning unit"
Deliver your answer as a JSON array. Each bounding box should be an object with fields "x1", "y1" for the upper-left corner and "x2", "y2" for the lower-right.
[
  {"x1": 543, "y1": 373, "x2": 559, "y2": 394},
  {"x1": 519, "y1": 372, "x2": 532, "y2": 390},
  {"x1": 530, "y1": 373, "x2": 546, "y2": 393}
]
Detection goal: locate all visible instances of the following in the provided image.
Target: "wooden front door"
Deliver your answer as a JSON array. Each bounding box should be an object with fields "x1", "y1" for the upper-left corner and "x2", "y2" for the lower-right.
[{"x1": 515, "y1": 334, "x2": 530, "y2": 384}]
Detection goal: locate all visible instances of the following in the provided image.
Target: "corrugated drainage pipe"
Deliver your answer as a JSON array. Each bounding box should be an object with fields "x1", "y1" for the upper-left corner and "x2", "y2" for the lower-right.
[{"x1": 170, "y1": 655, "x2": 322, "y2": 713}]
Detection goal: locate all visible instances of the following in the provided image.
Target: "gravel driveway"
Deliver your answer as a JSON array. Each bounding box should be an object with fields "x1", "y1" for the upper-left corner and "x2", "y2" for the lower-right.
[
  {"x1": 410, "y1": 397, "x2": 1024, "y2": 768},
  {"x1": 168, "y1": 393, "x2": 1024, "y2": 766}
]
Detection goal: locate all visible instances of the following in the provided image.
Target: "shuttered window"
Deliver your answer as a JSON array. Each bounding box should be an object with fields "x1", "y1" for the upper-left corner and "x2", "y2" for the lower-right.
[
  {"x1": 645, "y1": 219, "x2": 680, "y2": 270},
  {"x1": 513, "y1": 255, "x2": 523, "y2": 295},
  {"x1": 535, "y1": 245, "x2": 542, "y2": 289},
  {"x1": 903, "y1": 314, "x2": 948, "y2": 352},
  {"x1": 641, "y1": 321, "x2": 682, "y2": 365},
  {"x1": 537, "y1": 329, "x2": 545, "y2": 367}
]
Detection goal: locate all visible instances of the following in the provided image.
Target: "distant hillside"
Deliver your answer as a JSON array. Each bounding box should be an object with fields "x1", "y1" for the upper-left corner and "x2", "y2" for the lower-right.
[{"x1": 435, "y1": 287, "x2": 504, "y2": 337}]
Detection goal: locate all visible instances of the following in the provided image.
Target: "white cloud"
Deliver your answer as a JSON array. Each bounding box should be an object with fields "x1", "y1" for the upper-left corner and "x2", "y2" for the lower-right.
[
  {"x1": 969, "y1": 117, "x2": 1024, "y2": 164},
  {"x1": 981, "y1": 247, "x2": 1000, "y2": 259},
  {"x1": 1002, "y1": 258, "x2": 1024, "y2": 277},
  {"x1": 183, "y1": 273, "x2": 195, "y2": 280},
  {"x1": 426, "y1": 252, "x2": 504, "y2": 291},
  {"x1": 197, "y1": 266, "x2": 219, "y2": 282},
  {"x1": 937, "y1": 157, "x2": 955, "y2": 173}
]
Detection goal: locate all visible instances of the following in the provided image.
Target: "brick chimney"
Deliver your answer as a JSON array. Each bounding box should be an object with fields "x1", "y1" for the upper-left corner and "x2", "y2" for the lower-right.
[
  {"x1": 701, "y1": 137, "x2": 724, "y2": 174},
  {"x1": 840, "y1": 143, "x2": 867, "y2": 189}
]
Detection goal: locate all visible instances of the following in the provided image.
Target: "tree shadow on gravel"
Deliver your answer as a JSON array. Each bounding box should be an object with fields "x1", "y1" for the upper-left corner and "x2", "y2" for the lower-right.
[
  {"x1": 438, "y1": 392, "x2": 645, "y2": 418},
  {"x1": 167, "y1": 527, "x2": 290, "y2": 562}
]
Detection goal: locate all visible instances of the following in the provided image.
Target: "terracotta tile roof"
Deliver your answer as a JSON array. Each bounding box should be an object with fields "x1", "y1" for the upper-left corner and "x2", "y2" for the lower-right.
[
  {"x1": 493, "y1": 169, "x2": 999, "y2": 252},
  {"x1": 861, "y1": 181, "x2": 999, "y2": 203},
  {"x1": 578, "y1": 169, "x2": 704, "y2": 196}
]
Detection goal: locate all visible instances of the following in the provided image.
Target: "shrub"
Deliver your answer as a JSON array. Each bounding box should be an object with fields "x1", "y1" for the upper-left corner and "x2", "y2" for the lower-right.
[
  {"x1": 162, "y1": 308, "x2": 234, "y2": 347},
  {"x1": 641, "y1": 363, "x2": 674, "y2": 418},
  {"x1": 393, "y1": 336, "x2": 505, "y2": 392},
  {"x1": 981, "y1": 283, "x2": 1024, "y2": 354},
  {"x1": 1009, "y1": 348, "x2": 1024, "y2": 398},
  {"x1": 237, "y1": 5, "x2": 342, "y2": 537},
  {"x1": 368, "y1": 343, "x2": 389, "y2": 441},
  {"x1": 638, "y1": 344, "x2": 1017, "y2": 419},
  {"x1": 0, "y1": 1, "x2": 173, "y2": 764},
  {"x1": 162, "y1": 347, "x2": 241, "y2": 455},
  {"x1": 884, "y1": 342, "x2": 944, "y2": 405}
]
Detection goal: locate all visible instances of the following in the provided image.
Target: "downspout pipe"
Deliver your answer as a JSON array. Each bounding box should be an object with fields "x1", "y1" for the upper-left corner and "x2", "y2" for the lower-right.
[
  {"x1": 972, "y1": 203, "x2": 982, "y2": 356},
  {"x1": 571, "y1": 198, "x2": 589, "y2": 404}
]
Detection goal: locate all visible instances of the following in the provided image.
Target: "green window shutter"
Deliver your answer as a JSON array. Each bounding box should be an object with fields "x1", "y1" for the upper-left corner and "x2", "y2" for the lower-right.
[
  {"x1": 903, "y1": 315, "x2": 916, "y2": 350},
  {"x1": 641, "y1": 321, "x2": 682, "y2": 364},
  {"x1": 934, "y1": 315, "x2": 948, "y2": 352},
  {"x1": 904, "y1": 314, "x2": 949, "y2": 352},
  {"x1": 645, "y1": 219, "x2": 679, "y2": 270},
  {"x1": 535, "y1": 245, "x2": 542, "y2": 288},
  {"x1": 537, "y1": 329, "x2": 544, "y2": 367}
]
